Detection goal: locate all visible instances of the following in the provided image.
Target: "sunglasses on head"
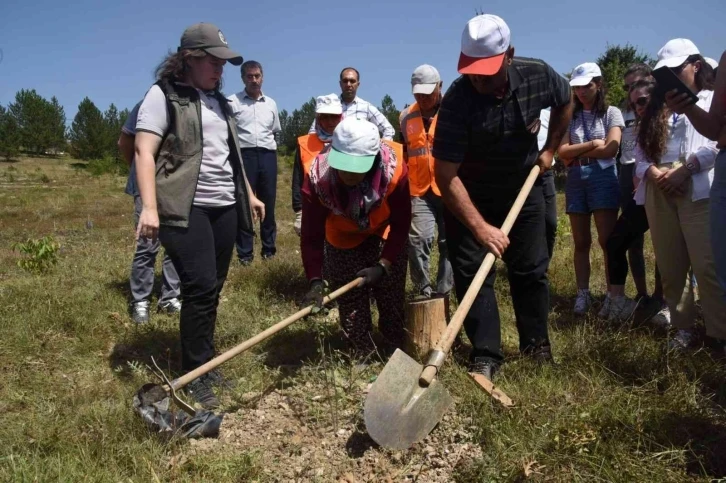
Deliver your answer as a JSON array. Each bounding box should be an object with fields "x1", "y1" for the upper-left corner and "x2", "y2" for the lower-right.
[{"x1": 634, "y1": 96, "x2": 649, "y2": 107}]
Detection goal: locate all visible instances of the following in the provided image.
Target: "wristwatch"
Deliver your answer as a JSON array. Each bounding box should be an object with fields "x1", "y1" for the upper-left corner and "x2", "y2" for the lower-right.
[{"x1": 685, "y1": 159, "x2": 699, "y2": 174}]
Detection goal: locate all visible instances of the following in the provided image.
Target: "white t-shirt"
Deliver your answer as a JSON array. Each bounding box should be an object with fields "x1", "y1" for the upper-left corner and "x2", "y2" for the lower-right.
[
  {"x1": 136, "y1": 84, "x2": 236, "y2": 207},
  {"x1": 568, "y1": 105, "x2": 625, "y2": 169},
  {"x1": 620, "y1": 110, "x2": 637, "y2": 165}
]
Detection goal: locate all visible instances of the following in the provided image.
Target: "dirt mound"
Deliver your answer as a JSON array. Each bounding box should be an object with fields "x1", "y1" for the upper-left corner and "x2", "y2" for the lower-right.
[{"x1": 185, "y1": 380, "x2": 482, "y2": 482}]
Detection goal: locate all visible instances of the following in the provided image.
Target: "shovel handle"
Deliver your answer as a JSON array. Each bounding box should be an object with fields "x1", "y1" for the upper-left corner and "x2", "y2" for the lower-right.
[
  {"x1": 420, "y1": 165, "x2": 541, "y2": 385},
  {"x1": 170, "y1": 277, "x2": 364, "y2": 390}
]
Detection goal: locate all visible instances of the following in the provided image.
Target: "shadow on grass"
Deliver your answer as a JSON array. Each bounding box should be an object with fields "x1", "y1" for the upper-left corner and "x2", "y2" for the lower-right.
[
  {"x1": 70, "y1": 162, "x2": 87, "y2": 170},
  {"x1": 108, "y1": 325, "x2": 182, "y2": 381},
  {"x1": 254, "y1": 260, "x2": 309, "y2": 303},
  {"x1": 258, "y1": 322, "x2": 349, "y2": 368},
  {"x1": 643, "y1": 411, "x2": 726, "y2": 478}
]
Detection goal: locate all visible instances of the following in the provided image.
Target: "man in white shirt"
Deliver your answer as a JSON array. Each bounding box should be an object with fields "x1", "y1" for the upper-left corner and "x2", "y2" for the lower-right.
[
  {"x1": 228, "y1": 61, "x2": 282, "y2": 264},
  {"x1": 308, "y1": 67, "x2": 395, "y2": 140}
]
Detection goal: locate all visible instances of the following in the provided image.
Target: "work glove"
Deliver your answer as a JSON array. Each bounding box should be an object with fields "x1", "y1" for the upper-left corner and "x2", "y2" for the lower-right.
[
  {"x1": 300, "y1": 279, "x2": 328, "y2": 315},
  {"x1": 356, "y1": 262, "x2": 388, "y2": 287},
  {"x1": 293, "y1": 211, "x2": 302, "y2": 236}
]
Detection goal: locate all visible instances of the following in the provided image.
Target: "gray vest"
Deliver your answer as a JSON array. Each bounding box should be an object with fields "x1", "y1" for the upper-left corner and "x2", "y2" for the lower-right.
[{"x1": 155, "y1": 80, "x2": 252, "y2": 232}]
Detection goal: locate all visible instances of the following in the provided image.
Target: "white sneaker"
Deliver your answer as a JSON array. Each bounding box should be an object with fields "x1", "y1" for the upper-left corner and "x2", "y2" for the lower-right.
[
  {"x1": 607, "y1": 296, "x2": 640, "y2": 322},
  {"x1": 649, "y1": 304, "x2": 671, "y2": 328},
  {"x1": 668, "y1": 328, "x2": 697, "y2": 351},
  {"x1": 598, "y1": 294, "x2": 612, "y2": 318},
  {"x1": 573, "y1": 289, "x2": 593, "y2": 316}
]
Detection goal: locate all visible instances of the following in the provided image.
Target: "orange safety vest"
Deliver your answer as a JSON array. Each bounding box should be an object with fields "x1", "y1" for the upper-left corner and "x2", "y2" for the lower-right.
[
  {"x1": 297, "y1": 134, "x2": 325, "y2": 175},
  {"x1": 325, "y1": 140, "x2": 405, "y2": 249},
  {"x1": 399, "y1": 102, "x2": 440, "y2": 196}
]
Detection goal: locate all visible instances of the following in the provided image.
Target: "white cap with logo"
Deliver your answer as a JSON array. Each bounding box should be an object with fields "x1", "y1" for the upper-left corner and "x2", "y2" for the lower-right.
[
  {"x1": 705, "y1": 57, "x2": 718, "y2": 69},
  {"x1": 328, "y1": 119, "x2": 381, "y2": 173},
  {"x1": 458, "y1": 14, "x2": 511, "y2": 75},
  {"x1": 569, "y1": 62, "x2": 602, "y2": 87},
  {"x1": 315, "y1": 94, "x2": 343, "y2": 115},
  {"x1": 655, "y1": 38, "x2": 700, "y2": 70},
  {"x1": 411, "y1": 65, "x2": 441, "y2": 94}
]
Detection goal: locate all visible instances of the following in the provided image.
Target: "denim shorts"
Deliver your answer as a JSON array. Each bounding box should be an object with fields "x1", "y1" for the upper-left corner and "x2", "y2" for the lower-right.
[{"x1": 565, "y1": 163, "x2": 620, "y2": 214}]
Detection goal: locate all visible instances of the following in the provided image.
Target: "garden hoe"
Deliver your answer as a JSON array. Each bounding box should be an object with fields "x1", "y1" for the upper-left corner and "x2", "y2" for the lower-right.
[
  {"x1": 134, "y1": 277, "x2": 364, "y2": 438},
  {"x1": 364, "y1": 166, "x2": 541, "y2": 450}
]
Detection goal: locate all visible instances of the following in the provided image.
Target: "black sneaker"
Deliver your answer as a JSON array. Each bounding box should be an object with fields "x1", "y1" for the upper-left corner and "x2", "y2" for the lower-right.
[
  {"x1": 185, "y1": 376, "x2": 220, "y2": 409},
  {"x1": 528, "y1": 343, "x2": 554, "y2": 364},
  {"x1": 207, "y1": 369, "x2": 234, "y2": 390},
  {"x1": 239, "y1": 258, "x2": 253, "y2": 267},
  {"x1": 468, "y1": 357, "x2": 498, "y2": 381},
  {"x1": 261, "y1": 252, "x2": 275, "y2": 261}
]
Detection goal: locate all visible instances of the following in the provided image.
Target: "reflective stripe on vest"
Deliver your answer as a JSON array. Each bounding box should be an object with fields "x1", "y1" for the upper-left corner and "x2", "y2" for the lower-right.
[
  {"x1": 297, "y1": 134, "x2": 325, "y2": 175},
  {"x1": 400, "y1": 102, "x2": 439, "y2": 197},
  {"x1": 325, "y1": 140, "x2": 405, "y2": 249}
]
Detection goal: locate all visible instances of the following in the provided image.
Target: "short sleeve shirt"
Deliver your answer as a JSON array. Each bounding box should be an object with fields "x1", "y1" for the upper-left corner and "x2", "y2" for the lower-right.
[
  {"x1": 568, "y1": 105, "x2": 625, "y2": 169},
  {"x1": 123, "y1": 102, "x2": 142, "y2": 196},
  {"x1": 137, "y1": 84, "x2": 235, "y2": 207},
  {"x1": 432, "y1": 57, "x2": 571, "y2": 199}
]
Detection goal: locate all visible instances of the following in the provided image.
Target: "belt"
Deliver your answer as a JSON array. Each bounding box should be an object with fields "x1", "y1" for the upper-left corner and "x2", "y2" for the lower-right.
[{"x1": 571, "y1": 157, "x2": 598, "y2": 167}]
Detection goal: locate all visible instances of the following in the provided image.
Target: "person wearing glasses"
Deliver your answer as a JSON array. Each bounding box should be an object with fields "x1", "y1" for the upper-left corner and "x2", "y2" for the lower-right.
[
  {"x1": 602, "y1": 66, "x2": 667, "y2": 323},
  {"x1": 634, "y1": 39, "x2": 724, "y2": 352},
  {"x1": 559, "y1": 63, "x2": 625, "y2": 317},
  {"x1": 308, "y1": 67, "x2": 395, "y2": 140}
]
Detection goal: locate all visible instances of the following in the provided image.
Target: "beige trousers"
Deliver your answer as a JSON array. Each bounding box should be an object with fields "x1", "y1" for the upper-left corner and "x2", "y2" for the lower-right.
[{"x1": 645, "y1": 170, "x2": 726, "y2": 339}]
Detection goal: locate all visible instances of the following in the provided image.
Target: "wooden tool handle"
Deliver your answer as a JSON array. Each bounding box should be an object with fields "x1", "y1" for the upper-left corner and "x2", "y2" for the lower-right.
[
  {"x1": 171, "y1": 277, "x2": 364, "y2": 390},
  {"x1": 420, "y1": 166, "x2": 541, "y2": 385}
]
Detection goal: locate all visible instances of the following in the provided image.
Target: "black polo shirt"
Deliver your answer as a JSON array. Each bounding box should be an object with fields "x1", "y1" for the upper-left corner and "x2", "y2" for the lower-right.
[{"x1": 432, "y1": 57, "x2": 570, "y2": 199}]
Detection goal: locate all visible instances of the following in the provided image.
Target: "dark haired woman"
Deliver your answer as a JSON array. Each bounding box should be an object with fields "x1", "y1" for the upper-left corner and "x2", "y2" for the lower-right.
[
  {"x1": 134, "y1": 23, "x2": 265, "y2": 408},
  {"x1": 634, "y1": 39, "x2": 724, "y2": 351},
  {"x1": 559, "y1": 63, "x2": 625, "y2": 316}
]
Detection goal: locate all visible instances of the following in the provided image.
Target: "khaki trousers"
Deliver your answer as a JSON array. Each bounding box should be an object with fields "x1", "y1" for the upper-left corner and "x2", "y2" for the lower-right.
[{"x1": 645, "y1": 171, "x2": 726, "y2": 339}]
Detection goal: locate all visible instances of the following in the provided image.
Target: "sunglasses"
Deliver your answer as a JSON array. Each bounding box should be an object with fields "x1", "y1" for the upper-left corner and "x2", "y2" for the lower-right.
[
  {"x1": 672, "y1": 60, "x2": 692, "y2": 74},
  {"x1": 634, "y1": 96, "x2": 649, "y2": 107}
]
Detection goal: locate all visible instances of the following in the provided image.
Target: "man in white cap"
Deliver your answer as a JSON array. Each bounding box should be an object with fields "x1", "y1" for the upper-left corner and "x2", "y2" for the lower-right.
[
  {"x1": 432, "y1": 14, "x2": 573, "y2": 381},
  {"x1": 292, "y1": 94, "x2": 344, "y2": 236},
  {"x1": 309, "y1": 67, "x2": 395, "y2": 140},
  {"x1": 399, "y1": 65, "x2": 453, "y2": 301}
]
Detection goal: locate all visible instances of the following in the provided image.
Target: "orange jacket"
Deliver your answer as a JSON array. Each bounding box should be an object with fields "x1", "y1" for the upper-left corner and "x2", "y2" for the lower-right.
[
  {"x1": 297, "y1": 134, "x2": 325, "y2": 175},
  {"x1": 399, "y1": 102, "x2": 440, "y2": 196},
  {"x1": 325, "y1": 140, "x2": 405, "y2": 249}
]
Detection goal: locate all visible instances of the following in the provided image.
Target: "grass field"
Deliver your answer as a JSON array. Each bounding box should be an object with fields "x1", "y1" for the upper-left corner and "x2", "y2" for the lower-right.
[{"x1": 0, "y1": 156, "x2": 724, "y2": 482}]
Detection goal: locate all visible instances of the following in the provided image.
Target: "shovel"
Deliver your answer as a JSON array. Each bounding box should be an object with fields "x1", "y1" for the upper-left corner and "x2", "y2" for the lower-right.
[
  {"x1": 364, "y1": 165, "x2": 541, "y2": 450},
  {"x1": 135, "y1": 277, "x2": 364, "y2": 420}
]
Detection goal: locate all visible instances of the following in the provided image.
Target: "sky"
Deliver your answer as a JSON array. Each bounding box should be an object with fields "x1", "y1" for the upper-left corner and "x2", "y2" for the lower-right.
[{"x1": 1, "y1": 0, "x2": 724, "y2": 123}]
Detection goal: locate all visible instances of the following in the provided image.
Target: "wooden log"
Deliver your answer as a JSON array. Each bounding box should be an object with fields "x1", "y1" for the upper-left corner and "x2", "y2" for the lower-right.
[{"x1": 404, "y1": 297, "x2": 447, "y2": 360}]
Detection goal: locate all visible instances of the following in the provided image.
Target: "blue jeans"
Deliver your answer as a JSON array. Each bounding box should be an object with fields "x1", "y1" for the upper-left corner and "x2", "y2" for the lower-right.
[
  {"x1": 236, "y1": 148, "x2": 277, "y2": 260},
  {"x1": 408, "y1": 190, "x2": 453, "y2": 295},
  {"x1": 566, "y1": 163, "x2": 620, "y2": 214},
  {"x1": 711, "y1": 149, "x2": 726, "y2": 298},
  {"x1": 130, "y1": 196, "x2": 180, "y2": 304}
]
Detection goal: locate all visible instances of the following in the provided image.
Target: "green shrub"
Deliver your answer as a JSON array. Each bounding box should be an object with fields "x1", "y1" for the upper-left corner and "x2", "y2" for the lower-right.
[
  {"x1": 86, "y1": 155, "x2": 128, "y2": 176},
  {"x1": 12, "y1": 236, "x2": 60, "y2": 273}
]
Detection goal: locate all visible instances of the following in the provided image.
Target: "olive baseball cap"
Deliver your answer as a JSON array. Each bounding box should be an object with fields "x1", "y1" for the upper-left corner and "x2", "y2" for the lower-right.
[{"x1": 179, "y1": 23, "x2": 244, "y2": 65}]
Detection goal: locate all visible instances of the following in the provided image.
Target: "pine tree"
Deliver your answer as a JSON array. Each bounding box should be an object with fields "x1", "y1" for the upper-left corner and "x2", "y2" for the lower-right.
[
  {"x1": 0, "y1": 105, "x2": 21, "y2": 161},
  {"x1": 379, "y1": 95, "x2": 400, "y2": 139},
  {"x1": 596, "y1": 44, "x2": 654, "y2": 108},
  {"x1": 68, "y1": 97, "x2": 106, "y2": 160}
]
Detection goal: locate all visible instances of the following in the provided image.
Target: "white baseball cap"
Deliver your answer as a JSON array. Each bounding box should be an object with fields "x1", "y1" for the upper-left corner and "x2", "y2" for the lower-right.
[
  {"x1": 458, "y1": 14, "x2": 511, "y2": 75},
  {"x1": 569, "y1": 62, "x2": 602, "y2": 86},
  {"x1": 328, "y1": 118, "x2": 381, "y2": 173},
  {"x1": 411, "y1": 65, "x2": 441, "y2": 94},
  {"x1": 654, "y1": 38, "x2": 700, "y2": 70},
  {"x1": 705, "y1": 57, "x2": 718, "y2": 69},
  {"x1": 315, "y1": 94, "x2": 343, "y2": 115}
]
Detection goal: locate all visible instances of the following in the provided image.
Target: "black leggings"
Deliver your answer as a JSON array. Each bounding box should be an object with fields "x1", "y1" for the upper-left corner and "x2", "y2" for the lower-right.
[
  {"x1": 606, "y1": 197, "x2": 654, "y2": 287},
  {"x1": 159, "y1": 204, "x2": 237, "y2": 371}
]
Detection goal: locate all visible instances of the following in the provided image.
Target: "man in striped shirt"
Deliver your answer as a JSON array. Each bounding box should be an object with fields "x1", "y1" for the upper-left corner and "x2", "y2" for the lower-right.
[
  {"x1": 433, "y1": 14, "x2": 573, "y2": 381},
  {"x1": 309, "y1": 67, "x2": 395, "y2": 140}
]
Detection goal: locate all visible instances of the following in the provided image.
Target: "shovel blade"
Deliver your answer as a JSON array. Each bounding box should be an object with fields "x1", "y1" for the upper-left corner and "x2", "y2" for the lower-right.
[{"x1": 364, "y1": 349, "x2": 453, "y2": 450}]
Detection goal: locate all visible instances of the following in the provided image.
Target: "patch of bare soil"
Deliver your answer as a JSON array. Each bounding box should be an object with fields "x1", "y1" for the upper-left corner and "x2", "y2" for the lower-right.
[{"x1": 184, "y1": 381, "x2": 482, "y2": 482}]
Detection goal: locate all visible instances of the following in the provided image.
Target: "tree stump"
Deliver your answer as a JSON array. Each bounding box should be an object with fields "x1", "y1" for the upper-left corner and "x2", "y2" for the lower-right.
[{"x1": 404, "y1": 297, "x2": 447, "y2": 361}]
